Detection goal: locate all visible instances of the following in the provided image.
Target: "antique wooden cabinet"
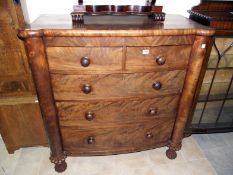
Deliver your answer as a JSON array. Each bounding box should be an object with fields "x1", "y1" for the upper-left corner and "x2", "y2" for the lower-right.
[
  {"x1": 0, "y1": 0, "x2": 47, "y2": 153},
  {"x1": 187, "y1": 0, "x2": 233, "y2": 133},
  {"x1": 18, "y1": 15, "x2": 214, "y2": 172}
]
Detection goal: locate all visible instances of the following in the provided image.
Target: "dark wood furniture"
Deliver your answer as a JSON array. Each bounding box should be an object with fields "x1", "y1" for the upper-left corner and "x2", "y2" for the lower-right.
[
  {"x1": 71, "y1": 0, "x2": 165, "y2": 23},
  {"x1": 0, "y1": 0, "x2": 47, "y2": 153},
  {"x1": 186, "y1": 0, "x2": 233, "y2": 133},
  {"x1": 18, "y1": 14, "x2": 214, "y2": 172}
]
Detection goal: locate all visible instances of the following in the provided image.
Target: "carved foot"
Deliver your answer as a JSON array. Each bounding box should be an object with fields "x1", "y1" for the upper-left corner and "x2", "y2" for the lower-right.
[
  {"x1": 50, "y1": 153, "x2": 67, "y2": 173},
  {"x1": 166, "y1": 148, "x2": 177, "y2": 159},
  {"x1": 55, "y1": 161, "x2": 67, "y2": 173},
  {"x1": 166, "y1": 140, "x2": 182, "y2": 160}
]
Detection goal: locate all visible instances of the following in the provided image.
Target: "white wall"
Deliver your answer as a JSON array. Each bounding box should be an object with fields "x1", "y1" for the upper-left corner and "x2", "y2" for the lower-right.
[{"x1": 22, "y1": 0, "x2": 200, "y2": 23}]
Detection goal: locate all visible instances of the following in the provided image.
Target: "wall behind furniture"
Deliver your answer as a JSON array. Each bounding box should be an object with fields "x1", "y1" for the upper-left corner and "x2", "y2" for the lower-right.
[{"x1": 21, "y1": 0, "x2": 200, "y2": 23}]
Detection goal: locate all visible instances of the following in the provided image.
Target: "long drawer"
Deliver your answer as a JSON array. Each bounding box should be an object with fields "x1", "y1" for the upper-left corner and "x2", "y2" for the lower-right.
[
  {"x1": 60, "y1": 117, "x2": 175, "y2": 155},
  {"x1": 57, "y1": 95, "x2": 179, "y2": 126},
  {"x1": 51, "y1": 70, "x2": 186, "y2": 100},
  {"x1": 44, "y1": 36, "x2": 195, "y2": 47}
]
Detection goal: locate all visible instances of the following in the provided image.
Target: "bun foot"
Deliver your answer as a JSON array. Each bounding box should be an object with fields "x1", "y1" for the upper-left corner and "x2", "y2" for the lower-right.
[
  {"x1": 55, "y1": 161, "x2": 67, "y2": 173},
  {"x1": 50, "y1": 153, "x2": 67, "y2": 173},
  {"x1": 166, "y1": 149, "x2": 177, "y2": 159}
]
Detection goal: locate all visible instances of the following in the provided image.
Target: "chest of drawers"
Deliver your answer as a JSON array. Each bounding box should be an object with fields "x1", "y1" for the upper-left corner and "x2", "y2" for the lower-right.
[{"x1": 18, "y1": 15, "x2": 214, "y2": 172}]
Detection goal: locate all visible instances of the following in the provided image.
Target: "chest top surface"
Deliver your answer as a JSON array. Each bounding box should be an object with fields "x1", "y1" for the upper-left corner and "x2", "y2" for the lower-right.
[{"x1": 19, "y1": 14, "x2": 215, "y2": 37}]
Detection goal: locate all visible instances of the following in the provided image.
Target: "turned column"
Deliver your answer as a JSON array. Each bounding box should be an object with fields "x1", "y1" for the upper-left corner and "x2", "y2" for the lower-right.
[
  {"x1": 22, "y1": 34, "x2": 67, "y2": 172},
  {"x1": 166, "y1": 35, "x2": 213, "y2": 159}
]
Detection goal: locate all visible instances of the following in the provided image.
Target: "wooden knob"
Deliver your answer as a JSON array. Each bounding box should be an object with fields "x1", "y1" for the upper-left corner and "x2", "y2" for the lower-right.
[
  {"x1": 80, "y1": 57, "x2": 90, "y2": 67},
  {"x1": 87, "y1": 136, "x2": 95, "y2": 144},
  {"x1": 156, "y1": 56, "x2": 166, "y2": 65},
  {"x1": 148, "y1": 108, "x2": 158, "y2": 116},
  {"x1": 85, "y1": 112, "x2": 95, "y2": 121},
  {"x1": 152, "y1": 82, "x2": 162, "y2": 90},
  {"x1": 82, "y1": 84, "x2": 92, "y2": 94},
  {"x1": 146, "y1": 132, "x2": 153, "y2": 139}
]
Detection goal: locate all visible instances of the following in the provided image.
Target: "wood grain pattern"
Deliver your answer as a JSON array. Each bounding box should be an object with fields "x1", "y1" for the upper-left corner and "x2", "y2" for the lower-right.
[
  {"x1": 45, "y1": 37, "x2": 124, "y2": 47},
  {"x1": 210, "y1": 21, "x2": 233, "y2": 30},
  {"x1": 24, "y1": 37, "x2": 67, "y2": 171},
  {"x1": 0, "y1": 75, "x2": 31, "y2": 96},
  {"x1": 0, "y1": 101, "x2": 48, "y2": 153},
  {"x1": 18, "y1": 14, "x2": 214, "y2": 172},
  {"x1": 47, "y1": 47, "x2": 123, "y2": 72},
  {"x1": 125, "y1": 36, "x2": 195, "y2": 46},
  {"x1": 0, "y1": 0, "x2": 44, "y2": 155},
  {"x1": 0, "y1": 0, "x2": 34, "y2": 96},
  {"x1": 189, "y1": 1, "x2": 233, "y2": 31},
  {"x1": 17, "y1": 15, "x2": 215, "y2": 39},
  {"x1": 169, "y1": 36, "x2": 213, "y2": 151},
  {"x1": 57, "y1": 95, "x2": 179, "y2": 126},
  {"x1": 191, "y1": 1, "x2": 233, "y2": 11},
  {"x1": 44, "y1": 35, "x2": 195, "y2": 47},
  {"x1": 126, "y1": 46, "x2": 192, "y2": 71},
  {"x1": 61, "y1": 118, "x2": 175, "y2": 155},
  {"x1": 51, "y1": 70, "x2": 186, "y2": 100}
]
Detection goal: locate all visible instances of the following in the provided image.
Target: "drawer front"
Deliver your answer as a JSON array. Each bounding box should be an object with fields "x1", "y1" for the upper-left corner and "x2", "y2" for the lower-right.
[
  {"x1": 47, "y1": 47, "x2": 123, "y2": 72},
  {"x1": 44, "y1": 36, "x2": 194, "y2": 47},
  {"x1": 57, "y1": 95, "x2": 179, "y2": 126},
  {"x1": 126, "y1": 46, "x2": 191, "y2": 71},
  {"x1": 51, "y1": 70, "x2": 186, "y2": 100},
  {"x1": 45, "y1": 37, "x2": 124, "y2": 47},
  {"x1": 125, "y1": 35, "x2": 195, "y2": 46},
  {"x1": 61, "y1": 117, "x2": 175, "y2": 155}
]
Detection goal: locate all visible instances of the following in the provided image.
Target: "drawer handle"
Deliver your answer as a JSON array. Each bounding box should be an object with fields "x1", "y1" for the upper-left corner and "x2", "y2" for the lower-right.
[
  {"x1": 85, "y1": 111, "x2": 95, "y2": 121},
  {"x1": 148, "y1": 108, "x2": 158, "y2": 116},
  {"x1": 146, "y1": 132, "x2": 153, "y2": 139},
  {"x1": 87, "y1": 136, "x2": 95, "y2": 144},
  {"x1": 152, "y1": 82, "x2": 162, "y2": 90},
  {"x1": 80, "y1": 57, "x2": 90, "y2": 67},
  {"x1": 82, "y1": 84, "x2": 92, "y2": 94},
  {"x1": 156, "y1": 56, "x2": 166, "y2": 65}
]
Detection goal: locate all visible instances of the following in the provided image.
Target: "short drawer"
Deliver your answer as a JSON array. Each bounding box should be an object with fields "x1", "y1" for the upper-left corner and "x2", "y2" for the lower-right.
[
  {"x1": 60, "y1": 117, "x2": 175, "y2": 155},
  {"x1": 57, "y1": 95, "x2": 179, "y2": 126},
  {"x1": 126, "y1": 46, "x2": 191, "y2": 71},
  {"x1": 46, "y1": 47, "x2": 123, "y2": 73},
  {"x1": 51, "y1": 70, "x2": 186, "y2": 100}
]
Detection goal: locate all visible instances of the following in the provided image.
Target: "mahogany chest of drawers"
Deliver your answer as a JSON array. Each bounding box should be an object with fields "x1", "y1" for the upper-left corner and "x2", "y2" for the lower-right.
[{"x1": 18, "y1": 15, "x2": 214, "y2": 172}]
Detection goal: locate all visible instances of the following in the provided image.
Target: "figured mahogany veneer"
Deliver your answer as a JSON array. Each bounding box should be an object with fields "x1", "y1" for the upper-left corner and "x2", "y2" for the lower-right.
[
  {"x1": 57, "y1": 95, "x2": 180, "y2": 126},
  {"x1": 47, "y1": 47, "x2": 123, "y2": 73},
  {"x1": 51, "y1": 71, "x2": 186, "y2": 100},
  {"x1": 45, "y1": 36, "x2": 195, "y2": 47},
  {"x1": 18, "y1": 15, "x2": 214, "y2": 172},
  {"x1": 126, "y1": 46, "x2": 192, "y2": 71},
  {"x1": 61, "y1": 118, "x2": 175, "y2": 155}
]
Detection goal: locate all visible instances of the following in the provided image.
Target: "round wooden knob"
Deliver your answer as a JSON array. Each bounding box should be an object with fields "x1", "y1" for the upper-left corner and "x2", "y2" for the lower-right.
[
  {"x1": 80, "y1": 57, "x2": 90, "y2": 67},
  {"x1": 146, "y1": 132, "x2": 153, "y2": 139},
  {"x1": 85, "y1": 112, "x2": 95, "y2": 121},
  {"x1": 148, "y1": 108, "x2": 158, "y2": 116},
  {"x1": 156, "y1": 56, "x2": 166, "y2": 65},
  {"x1": 152, "y1": 82, "x2": 162, "y2": 90},
  {"x1": 82, "y1": 84, "x2": 92, "y2": 94},
  {"x1": 87, "y1": 136, "x2": 95, "y2": 144}
]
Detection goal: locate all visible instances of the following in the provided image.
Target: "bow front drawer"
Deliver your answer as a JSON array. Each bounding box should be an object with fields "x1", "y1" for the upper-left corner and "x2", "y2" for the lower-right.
[
  {"x1": 60, "y1": 117, "x2": 175, "y2": 155},
  {"x1": 57, "y1": 95, "x2": 180, "y2": 126},
  {"x1": 51, "y1": 70, "x2": 186, "y2": 100}
]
